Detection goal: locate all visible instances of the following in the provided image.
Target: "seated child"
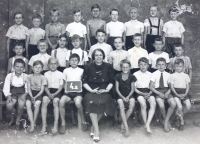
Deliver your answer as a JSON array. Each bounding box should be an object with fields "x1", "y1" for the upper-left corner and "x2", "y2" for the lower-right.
[
  {"x1": 168, "y1": 44, "x2": 192, "y2": 79},
  {"x1": 7, "y1": 42, "x2": 28, "y2": 74},
  {"x1": 3, "y1": 59, "x2": 28, "y2": 130},
  {"x1": 41, "y1": 57, "x2": 64, "y2": 134},
  {"x1": 51, "y1": 34, "x2": 69, "y2": 72},
  {"x1": 169, "y1": 58, "x2": 191, "y2": 131},
  {"x1": 149, "y1": 38, "x2": 169, "y2": 72},
  {"x1": 6, "y1": 12, "x2": 29, "y2": 58},
  {"x1": 28, "y1": 39, "x2": 51, "y2": 74},
  {"x1": 115, "y1": 59, "x2": 136, "y2": 137},
  {"x1": 27, "y1": 14, "x2": 45, "y2": 59},
  {"x1": 106, "y1": 9, "x2": 125, "y2": 50},
  {"x1": 89, "y1": 29, "x2": 113, "y2": 63},
  {"x1": 134, "y1": 57, "x2": 156, "y2": 133},
  {"x1": 144, "y1": 4, "x2": 163, "y2": 53},
  {"x1": 125, "y1": 7, "x2": 144, "y2": 50},
  {"x1": 163, "y1": 8, "x2": 185, "y2": 57},
  {"x1": 108, "y1": 37, "x2": 129, "y2": 75},
  {"x1": 45, "y1": 8, "x2": 65, "y2": 53},
  {"x1": 59, "y1": 54, "x2": 87, "y2": 134},
  {"x1": 86, "y1": 4, "x2": 106, "y2": 48},
  {"x1": 66, "y1": 34, "x2": 89, "y2": 69},
  {"x1": 128, "y1": 33, "x2": 149, "y2": 74},
  {"x1": 26, "y1": 60, "x2": 47, "y2": 132},
  {"x1": 66, "y1": 9, "x2": 87, "y2": 50},
  {"x1": 150, "y1": 58, "x2": 176, "y2": 132}
]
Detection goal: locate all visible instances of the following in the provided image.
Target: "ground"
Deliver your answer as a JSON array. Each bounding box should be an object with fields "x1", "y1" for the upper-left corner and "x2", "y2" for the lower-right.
[{"x1": 0, "y1": 112, "x2": 200, "y2": 144}]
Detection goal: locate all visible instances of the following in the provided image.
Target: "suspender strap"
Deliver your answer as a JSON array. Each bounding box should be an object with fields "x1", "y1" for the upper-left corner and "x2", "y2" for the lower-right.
[
  {"x1": 148, "y1": 18, "x2": 153, "y2": 34},
  {"x1": 10, "y1": 73, "x2": 25, "y2": 86},
  {"x1": 148, "y1": 18, "x2": 160, "y2": 35},
  {"x1": 54, "y1": 49, "x2": 57, "y2": 58},
  {"x1": 70, "y1": 50, "x2": 84, "y2": 61},
  {"x1": 157, "y1": 19, "x2": 160, "y2": 35}
]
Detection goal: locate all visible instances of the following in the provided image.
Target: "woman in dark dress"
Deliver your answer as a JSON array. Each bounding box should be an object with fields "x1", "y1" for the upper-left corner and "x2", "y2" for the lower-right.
[{"x1": 83, "y1": 49, "x2": 115, "y2": 142}]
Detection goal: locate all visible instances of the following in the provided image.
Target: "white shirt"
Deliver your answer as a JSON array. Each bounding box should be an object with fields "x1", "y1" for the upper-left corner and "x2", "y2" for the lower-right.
[
  {"x1": 134, "y1": 70, "x2": 152, "y2": 88},
  {"x1": 149, "y1": 52, "x2": 170, "y2": 69},
  {"x1": 144, "y1": 18, "x2": 163, "y2": 35},
  {"x1": 29, "y1": 28, "x2": 45, "y2": 45},
  {"x1": 150, "y1": 70, "x2": 171, "y2": 88},
  {"x1": 66, "y1": 48, "x2": 88, "y2": 65},
  {"x1": 163, "y1": 20, "x2": 185, "y2": 38},
  {"x1": 28, "y1": 53, "x2": 51, "y2": 70},
  {"x1": 44, "y1": 70, "x2": 63, "y2": 89},
  {"x1": 169, "y1": 72, "x2": 190, "y2": 89},
  {"x1": 3, "y1": 72, "x2": 28, "y2": 97},
  {"x1": 51, "y1": 48, "x2": 68, "y2": 67},
  {"x1": 66, "y1": 22, "x2": 87, "y2": 37},
  {"x1": 63, "y1": 67, "x2": 83, "y2": 81},
  {"x1": 128, "y1": 47, "x2": 149, "y2": 69},
  {"x1": 89, "y1": 42, "x2": 113, "y2": 62},
  {"x1": 6, "y1": 24, "x2": 29, "y2": 40},
  {"x1": 125, "y1": 19, "x2": 144, "y2": 36},
  {"x1": 106, "y1": 21, "x2": 125, "y2": 37}
]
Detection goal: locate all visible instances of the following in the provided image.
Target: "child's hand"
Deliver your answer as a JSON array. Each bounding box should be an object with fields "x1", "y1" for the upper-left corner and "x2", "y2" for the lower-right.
[
  {"x1": 158, "y1": 93, "x2": 165, "y2": 99},
  {"x1": 6, "y1": 95, "x2": 12, "y2": 103},
  {"x1": 32, "y1": 97, "x2": 36, "y2": 104},
  {"x1": 19, "y1": 94, "x2": 26, "y2": 102},
  {"x1": 125, "y1": 97, "x2": 130, "y2": 102},
  {"x1": 122, "y1": 97, "x2": 127, "y2": 102}
]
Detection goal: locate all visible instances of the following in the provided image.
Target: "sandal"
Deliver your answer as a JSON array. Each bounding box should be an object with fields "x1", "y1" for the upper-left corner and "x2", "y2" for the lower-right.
[
  {"x1": 93, "y1": 137, "x2": 100, "y2": 142},
  {"x1": 90, "y1": 133, "x2": 94, "y2": 138}
]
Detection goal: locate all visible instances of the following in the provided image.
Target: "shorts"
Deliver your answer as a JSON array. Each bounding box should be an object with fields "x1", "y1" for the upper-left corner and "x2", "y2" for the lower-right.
[
  {"x1": 107, "y1": 36, "x2": 117, "y2": 50},
  {"x1": 10, "y1": 86, "x2": 25, "y2": 101},
  {"x1": 57, "y1": 66, "x2": 66, "y2": 72},
  {"x1": 154, "y1": 87, "x2": 173, "y2": 101},
  {"x1": 43, "y1": 88, "x2": 64, "y2": 99},
  {"x1": 172, "y1": 88, "x2": 189, "y2": 102},
  {"x1": 117, "y1": 95, "x2": 134, "y2": 101},
  {"x1": 90, "y1": 36, "x2": 98, "y2": 46},
  {"x1": 134, "y1": 88, "x2": 150, "y2": 99},
  {"x1": 146, "y1": 35, "x2": 161, "y2": 53},
  {"x1": 10, "y1": 39, "x2": 26, "y2": 58},
  {"x1": 28, "y1": 44, "x2": 39, "y2": 59},
  {"x1": 64, "y1": 92, "x2": 83, "y2": 99},
  {"x1": 26, "y1": 90, "x2": 43, "y2": 101},
  {"x1": 125, "y1": 35, "x2": 134, "y2": 50},
  {"x1": 130, "y1": 68, "x2": 140, "y2": 74},
  {"x1": 165, "y1": 37, "x2": 181, "y2": 57}
]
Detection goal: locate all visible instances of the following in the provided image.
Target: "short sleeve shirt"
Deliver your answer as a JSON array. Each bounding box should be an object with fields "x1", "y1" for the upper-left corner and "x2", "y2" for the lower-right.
[
  {"x1": 27, "y1": 74, "x2": 47, "y2": 91},
  {"x1": 63, "y1": 67, "x2": 83, "y2": 81},
  {"x1": 45, "y1": 22, "x2": 66, "y2": 37},
  {"x1": 29, "y1": 28, "x2": 45, "y2": 45},
  {"x1": 44, "y1": 70, "x2": 63, "y2": 89},
  {"x1": 150, "y1": 70, "x2": 170, "y2": 88},
  {"x1": 66, "y1": 22, "x2": 87, "y2": 37},
  {"x1": 6, "y1": 24, "x2": 29, "y2": 40},
  {"x1": 149, "y1": 52, "x2": 170, "y2": 69},
  {"x1": 169, "y1": 72, "x2": 190, "y2": 89},
  {"x1": 51, "y1": 48, "x2": 68, "y2": 67},
  {"x1": 144, "y1": 18, "x2": 163, "y2": 35},
  {"x1": 134, "y1": 70, "x2": 152, "y2": 88},
  {"x1": 106, "y1": 21, "x2": 125, "y2": 37},
  {"x1": 125, "y1": 20, "x2": 144, "y2": 36}
]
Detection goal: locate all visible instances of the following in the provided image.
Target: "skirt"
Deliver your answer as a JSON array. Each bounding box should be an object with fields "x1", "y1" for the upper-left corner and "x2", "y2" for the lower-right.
[
  {"x1": 172, "y1": 88, "x2": 189, "y2": 102},
  {"x1": 125, "y1": 35, "x2": 134, "y2": 50},
  {"x1": 146, "y1": 34, "x2": 161, "y2": 53}
]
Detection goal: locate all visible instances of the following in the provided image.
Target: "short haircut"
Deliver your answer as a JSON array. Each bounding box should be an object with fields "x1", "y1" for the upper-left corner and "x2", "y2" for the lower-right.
[
  {"x1": 169, "y1": 7, "x2": 177, "y2": 14},
  {"x1": 48, "y1": 57, "x2": 59, "y2": 65},
  {"x1": 110, "y1": 8, "x2": 119, "y2": 15},
  {"x1": 73, "y1": 9, "x2": 82, "y2": 15},
  {"x1": 92, "y1": 48, "x2": 105, "y2": 60},
  {"x1": 149, "y1": 4, "x2": 158, "y2": 10},
  {"x1": 154, "y1": 37, "x2": 163, "y2": 43},
  {"x1": 138, "y1": 57, "x2": 149, "y2": 65},
  {"x1": 156, "y1": 57, "x2": 166, "y2": 64},
  {"x1": 37, "y1": 39, "x2": 48, "y2": 46},
  {"x1": 120, "y1": 59, "x2": 131, "y2": 68},
  {"x1": 114, "y1": 37, "x2": 123, "y2": 42},
  {"x1": 13, "y1": 58, "x2": 25, "y2": 67},
  {"x1": 129, "y1": 7, "x2": 138, "y2": 14},
  {"x1": 71, "y1": 34, "x2": 82, "y2": 41},
  {"x1": 96, "y1": 29, "x2": 106, "y2": 35},
  {"x1": 32, "y1": 14, "x2": 42, "y2": 21},
  {"x1": 13, "y1": 12, "x2": 24, "y2": 19},
  {"x1": 50, "y1": 8, "x2": 60, "y2": 15},
  {"x1": 174, "y1": 58, "x2": 184, "y2": 65},
  {"x1": 91, "y1": 4, "x2": 101, "y2": 11},
  {"x1": 174, "y1": 43, "x2": 183, "y2": 49},
  {"x1": 33, "y1": 60, "x2": 44, "y2": 68},
  {"x1": 69, "y1": 53, "x2": 80, "y2": 62},
  {"x1": 133, "y1": 33, "x2": 142, "y2": 39},
  {"x1": 13, "y1": 42, "x2": 24, "y2": 49},
  {"x1": 58, "y1": 34, "x2": 68, "y2": 41}
]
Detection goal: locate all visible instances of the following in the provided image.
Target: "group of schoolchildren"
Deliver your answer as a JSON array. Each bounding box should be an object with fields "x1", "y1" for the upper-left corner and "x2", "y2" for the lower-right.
[{"x1": 3, "y1": 3, "x2": 192, "y2": 140}]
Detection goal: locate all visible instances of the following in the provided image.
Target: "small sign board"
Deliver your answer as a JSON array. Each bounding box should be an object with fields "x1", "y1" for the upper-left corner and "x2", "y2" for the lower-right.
[{"x1": 65, "y1": 81, "x2": 82, "y2": 92}]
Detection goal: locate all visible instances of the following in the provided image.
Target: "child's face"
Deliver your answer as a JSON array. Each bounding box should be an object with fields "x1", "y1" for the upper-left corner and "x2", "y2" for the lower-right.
[
  {"x1": 32, "y1": 18, "x2": 41, "y2": 27},
  {"x1": 154, "y1": 41, "x2": 163, "y2": 51},
  {"x1": 32, "y1": 64, "x2": 43, "y2": 74},
  {"x1": 38, "y1": 42, "x2": 48, "y2": 53},
  {"x1": 74, "y1": 12, "x2": 82, "y2": 22},
  {"x1": 13, "y1": 46, "x2": 24, "y2": 56},
  {"x1": 114, "y1": 38, "x2": 123, "y2": 50},
  {"x1": 139, "y1": 61, "x2": 149, "y2": 72},
  {"x1": 14, "y1": 14, "x2": 23, "y2": 25},
  {"x1": 49, "y1": 59, "x2": 58, "y2": 71},
  {"x1": 174, "y1": 47, "x2": 184, "y2": 57},
  {"x1": 150, "y1": 7, "x2": 158, "y2": 17},
  {"x1": 69, "y1": 57, "x2": 79, "y2": 68},
  {"x1": 96, "y1": 32, "x2": 105, "y2": 43},
  {"x1": 58, "y1": 37, "x2": 67, "y2": 48},
  {"x1": 110, "y1": 11, "x2": 119, "y2": 22},
  {"x1": 72, "y1": 38, "x2": 82, "y2": 48},
  {"x1": 121, "y1": 63, "x2": 130, "y2": 74},
  {"x1": 175, "y1": 63, "x2": 184, "y2": 73},
  {"x1": 14, "y1": 63, "x2": 24, "y2": 75},
  {"x1": 51, "y1": 12, "x2": 59, "y2": 22},
  {"x1": 156, "y1": 61, "x2": 166, "y2": 72},
  {"x1": 92, "y1": 8, "x2": 100, "y2": 18},
  {"x1": 170, "y1": 11, "x2": 177, "y2": 20},
  {"x1": 133, "y1": 36, "x2": 142, "y2": 47},
  {"x1": 129, "y1": 9, "x2": 138, "y2": 20}
]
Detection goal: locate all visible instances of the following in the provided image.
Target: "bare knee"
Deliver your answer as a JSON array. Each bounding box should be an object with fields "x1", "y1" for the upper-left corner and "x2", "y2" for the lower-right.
[
  {"x1": 185, "y1": 103, "x2": 191, "y2": 111},
  {"x1": 170, "y1": 101, "x2": 176, "y2": 109},
  {"x1": 53, "y1": 98, "x2": 59, "y2": 107},
  {"x1": 75, "y1": 101, "x2": 82, "y2": 109},
  {"x1": 35, "y1": 101, "x2": 41, "y2": 109},
  {"x1": 18, "y1": 101, "x2": 25, "y2": 110},
  {"x1": 42, "y1": 97, "x2": 50, "y2": 106}
]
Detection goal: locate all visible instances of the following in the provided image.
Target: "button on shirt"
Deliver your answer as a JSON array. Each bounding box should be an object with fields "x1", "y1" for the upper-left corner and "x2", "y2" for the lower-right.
[
  {"x1": 44, "y1": 70, "x2": 63, "y2": 89},
  {"x1": 6, "y1": 24, "x2": 29, "y2": 40},
  {"x1": 66, "y1": 22, "x2": 87, "y2": 37},
  {"x1": 149, "y1": 52, "x2": 170, "y2": 69},
  {"x1": 51, "y1": 48, "x2": 68, "y2": 67},
  {"x1": 163, "y1": 20, "x2": 185, "y2": 38},
  {"x1": 3, "y1": 72, "x2": 28, "y2": 97},
  {"x1": 29, "y1": 28, "x2": 45, "y2": 45},
  {"x1": 125, "y1": 20, "x2": 144, "y2": 36},
  {"x1": 169, "y1": 72, "x2": 190, "y2": 89},
  {"x1": 89, "y1": 42, "x2": 113, "y2": 62},
  {"x1": 106, "y1": 21, "x2": 125, "y2": 37},
  {"x1": 45, "y1": 22, "x2": 66, "y2": 36},
  {"x1": 63, "y1": 67, "x2": 83, "y2": 81},
  {"x1": 28, "y1": 53, "x2": 51, "y2": 70},
  {"x1": 150, "y1": 70, "x2": 170, "y2": 88},
  {"x1": 134, "y1": 70, "x2": 152, "y2": 88},
  {"x1": 128, "y1": 47, "x2": 149, "y2": 69}
]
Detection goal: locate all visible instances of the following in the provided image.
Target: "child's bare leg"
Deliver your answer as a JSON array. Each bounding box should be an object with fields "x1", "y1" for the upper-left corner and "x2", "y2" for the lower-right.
[
  {"x1": 59, "y1": 96, "x2": 71, "y2": 126},
  {"x1": 137, "y1": 96, "x2": 147, "y2": 125},
  {"x1": 126, "y1": 98, "x2": 135, "y2": 120},
  {"x1": 6, "y1": 100, "x2": 17, "y2": 126},
  {"x1": 117, "y1": 99, "x2": 128, "y2": 129},
  {"x1": 41, "y1": 96, "x2": 50, "y2": 133},
  {"x1": 16, "y1": 98, "x2": 26, "y2": 125},
  {"x1": 52, "y1": 98, "x2": 60, "y2": 134},
  {"x1": 183, "y1": 99, "x2": 191, "y2": 115},
  {"x1": 156, "y1": 98, "x2": 166, "y2": 119},
  {"x1": 90, "y1": 113, "x2": 99, "y2": 138},
  {"x1": 26, "y1": 100, "x2": 34, "y2": 131},
  {"x1": 33, "y1": 100, "x2": 41, "y2": 125},
  {"x1": 146, "y1": 96, "x2": 156, "y2": 133}
]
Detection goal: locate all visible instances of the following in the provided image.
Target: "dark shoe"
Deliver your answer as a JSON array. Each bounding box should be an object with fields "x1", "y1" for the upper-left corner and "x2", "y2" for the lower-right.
[
  {"x1": 59, "y1": 125, "x2": 66, "y2": 134},
  {"x1": 81, "y1": 123, "x2": 88, "y2": 132},
  {"x1": 179, "y1": 124, "x2": 184, "y2": 131},
  {"x1": 16, "y1": 123, "x2": 22, "y2": 131},
  {"x1": 175, "y1": 115, "x2": 180, "y2": 127}
]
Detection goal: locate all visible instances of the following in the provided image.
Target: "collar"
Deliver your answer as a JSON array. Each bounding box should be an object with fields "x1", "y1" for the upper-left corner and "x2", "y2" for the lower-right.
[
  {"x1": 139, "y1": 70, "x2": 148, "y2": 74},
  {"x1": 133, "y1": 46, "x2": 142, "y2": 49},
  {"x1": 93, "y1": 62, "x2": 104, "y2": 69},
  {"x1": 13, "y1": 72, "x2": 23, "y2": 77},
  {"x1": 73, "y1": 21, "x2": 81, "y2": 24},
  {"x1": 70, "y1": 67, "x2": 78, "y2": 70},
  {"x1": 111, "y1": 20, "x2": 119, "y2": 23},
  {"x1": 97, "y1": 42, "x2": 105, "y2": 45},
  {"x1": 57, "y1": 47, "x2": 68, "y2": 51},
  {"x1": 170, "y1": 20, "x2": 177, "y2": 23},
  {"x1": 14, "y1": 24, "x2": 23, "y2": 28},
  {"x1": 72, "y1": 48, "x2": 81, "y2": 51},
  {"x1": 38, "y1": 53, "x2": 48, "y2": 57},
  {"x1": 150, "y1": 17, "x2": 158, "y2": 20},
  {"x1": 130, "y1": 19, "x2": 138, "y2": 22},
  {"x1": 49, "y1": 70, "x2": 58, "y2": 74},
  {"x1": 50, "y1": 22, "x2": 61, "y2": 26},
  {"x1": 156, "y1": 70, "x2": 166, "y2": 74},
  {"x1": 175, "y1": 72, "x2": 184, "y2": 74},
  {"x1": 115, "y1": 49, "x2": 123, "y2": 52}
]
